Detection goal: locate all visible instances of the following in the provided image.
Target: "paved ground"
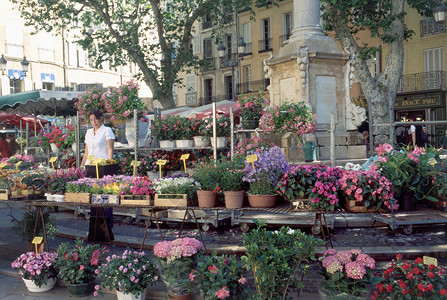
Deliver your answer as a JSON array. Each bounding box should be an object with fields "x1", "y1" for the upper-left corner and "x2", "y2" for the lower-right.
[{"x1": 0, "y1": 201, "x2": 446, "y2": 299}]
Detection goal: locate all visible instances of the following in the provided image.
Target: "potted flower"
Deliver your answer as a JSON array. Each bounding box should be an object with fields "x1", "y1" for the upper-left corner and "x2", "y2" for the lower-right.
[
  {"x1": 62, "y1": 124, "x2": 86, "y2": 153},
  {"x1": 151, "y1": 115, "x2": 180, "y2": 147},
  {"x1": 153, "y1": 237, "x2": 204, "y2": 297},
  {"x1": 191, "y1": 118, "x2": 209, "y2": 147},
  {"x1": 54, "y1": 238, "x2": 107, "y2": 297},
  {"x1": 173, "y1": 117, "x2": 195, "y2": 148},
  {"x1": 96, "y1": 249, "x2": 159, "y2": 299},
  {"x1": 242, "y1": 146, "x2": 289, "y2": 208},
  {"x1": 12, "y1": 207, "x2": 56, "y2": 251},
  {"x1": 242, "y1": 221, "x2": 323, "y2": 299},
  {"x1": 200, "y1": 115, "x2": 231, "y2": 149},
  {"x1": 190, "y1": 252, "x2": 248, "y2": 299},
  {"x1": 259, "y1": 101, "x2": 316, "y2": 148},
  {"x1": 192, "y1": 160, "x2": 223, "y2": 207},
  {"x1": 318, "y1": 249, "x2": 383, "y2": 299},
  {"x1": 74, "y1": 87, "x2": 108, "y2": 118},
  {"x1": 11, "y1": 251, "x2": 58, "y2": 292},
  {"x1": 371, "y1": 254, "x2": 447, "y2": 299},
  {"x1": 217, "y1": 158, "x2": 247, "y2": 208},
  {"x1": 236, "y1": 89, "x2": 266, "y2": 129}
]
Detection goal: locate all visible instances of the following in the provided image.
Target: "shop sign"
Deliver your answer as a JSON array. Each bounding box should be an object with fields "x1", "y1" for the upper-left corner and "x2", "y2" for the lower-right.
[{"x1": 395, "y1": 93, "x2": 443, "y2": 109}]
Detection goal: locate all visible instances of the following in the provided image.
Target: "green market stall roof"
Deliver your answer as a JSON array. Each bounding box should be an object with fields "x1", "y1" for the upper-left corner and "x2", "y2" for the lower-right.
[{"x1": 0, "y1": 90, "x2": 79, "y2": 116}]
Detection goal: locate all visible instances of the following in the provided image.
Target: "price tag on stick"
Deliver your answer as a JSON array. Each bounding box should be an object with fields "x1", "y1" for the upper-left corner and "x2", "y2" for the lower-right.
[
  {"x1": 32, "y1": 237, "x2": 43, "y2": 253},
  {"x1": 15, "y1": 161, "x2": 22, "y2": 171},
  {"x1": 130, "y1": 160, "x2": 141, "y2": 178},
  {"x1": 246, "y1": 154, "x2": 258, "y2": 170},
  {"x1": 423, "y1": 256, "x2": 438, "y2": 267},
  {"x1": 180, "y1": 154, "x2": 190, "y2": 173},
  {"x1": 49, "y1": 157, "x2": 57, "y2": 170},
  {"x1": 0, "y1": 162, "x2": 6, "y2": 170},
  {"x1": 156, "y1": 160, "x2": 167, "y2": 178}
]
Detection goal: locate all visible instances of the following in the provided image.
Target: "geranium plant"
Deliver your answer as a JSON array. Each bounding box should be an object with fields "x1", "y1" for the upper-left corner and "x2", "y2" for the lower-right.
[
  {"x1": 192, "y1": 160, "x2": 222, "y2": 192},
  {"x1": 259, "y1": 102, "x2": 316, "y2": 142},
  {"x1": 242, "y1": 146, "x2": 289, "y2": 195},
  {"x1": 96, "y1": 249, "x2": 159, "y2": 297},
  {"x1": 119, "y1": 176, "x2": 155, "y2": 196},
  {"x1": 242, "y1": 221, "x2": 323, "y2": 299},
  {"x1": 153, "y1": 237, "x2": 203, "y2": 296},
  {"x1": 217, "y1": 158, "x2": 246, "y2": 191},
  {"x1": 371, "y1": 254, "x2": 447, "y2": 300},
  {"x1": 54, "y1": 238, "x2": 107, "y2": 284},
  {"x1": 190, "y1": 252, "x2": 248, "y2": 299},
  {"x1": 151, "y1": 115, "x2": 180, "y2": 141},
  {"x1": 236, "y1": 89, "x2": 266, "y2": 121},
  {"x1": 74, "y1": 87, "x2": 108, "y2": 117},
  {"x1": 11, "y1": 251, "x2": 58, "y2": 288},
  {"x1": 200, "y1": 115, "x2": 231, "y2": 138},
  {"x1": 319, "y1": 248, "x2": 383, "y2": 298}
]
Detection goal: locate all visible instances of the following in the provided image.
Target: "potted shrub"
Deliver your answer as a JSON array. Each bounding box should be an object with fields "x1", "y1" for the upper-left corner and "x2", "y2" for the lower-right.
[
  {"x1": 371, "y1": 254, "x2": 447, "y2": 299},
  {"x1": 217, "y1": 158, "x2": 247, "y2": 208},
  {"x1": 173, "y1": 117, "x2": 195, "y2": 148},
  {"x1": 237, "y1": 89, "x2": 266, "y2": 129},
  {"x1": 151, "y1": 115, "x2": 180, "y2": 147},
  {"x1": 11, "y1": 251, "x2": 58, "y2": 293},
  {"x1": 96, "y1": 249, "x2": 159, "y2": 299},
  {"x1": 190, "y1": 252, "x2": 248, "y2": 299},
  {"x1": 12, "y1": 207, "x2": 56, "y2": 251},
  {"x1": 54, "y1": 238, "x2": 107, "y2": 297},
  {"x1": 242, "y1": 146, "x2": 289, "y2": 208},
  {"x1": 318, "y1": 249, "x2": 383, "y2": 299},
  {"x1": 192, "y1": 160, "x2": 222, "y2": 207},
  {"x1": 153, "y1": 237, "x2": 204, "y2": 297},
  {"x1": 200, "y1": 115, "x2": 231, "y2": 148},
  {"x1": 242, "y1": 221, "x2": 323, "y2": 299},
  {"x1": 191, "y1": 118, "x2": 209, "y2": 147}
]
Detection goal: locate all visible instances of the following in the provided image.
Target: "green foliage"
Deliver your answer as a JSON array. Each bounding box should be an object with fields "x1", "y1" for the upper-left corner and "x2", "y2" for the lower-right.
[
  {"x1": 238, "y1": 89, "x2": 266, "y2": 121},
  {"x1": 242, "y1": 221, "x2": 323, "y2": 299},
  {"x1": 11, "y1": 0, "x2": 278, "y2": 109},
  {"x1": 54, "y1": 238, "x2": 107, "y2": 284},
  {"x1": 13, "y1": 207, "x2": 56, "y2": 242},
  {"x1": 217, "y1": 158, "x2": 247, "y2": 191},
  {"x1": 191, "y1": 160, "x2": 222, "y2": 191}
]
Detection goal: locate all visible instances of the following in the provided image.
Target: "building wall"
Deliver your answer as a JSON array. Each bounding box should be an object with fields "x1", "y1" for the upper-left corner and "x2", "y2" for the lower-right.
[{"x1": 0, "y1": 0, "x2": 152, "y2": 105}]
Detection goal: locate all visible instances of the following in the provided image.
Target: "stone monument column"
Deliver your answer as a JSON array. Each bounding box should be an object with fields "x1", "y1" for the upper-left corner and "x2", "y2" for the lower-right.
[{"x1": 290, "y1": 0, "x2": 326, "y2": 41}]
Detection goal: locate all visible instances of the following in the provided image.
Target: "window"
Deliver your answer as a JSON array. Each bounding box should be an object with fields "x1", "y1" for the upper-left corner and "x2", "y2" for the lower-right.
[
  {"x1": 424, "y1": 47, "x2": 444, "y2": 72},
  {"x1": 193, "y1": 35, "x2": 201, "y2": 55},
  {"x1": 6, "y1": 17, "x2": 24, "y2": 57},
  {"x1": 243, "y1": 65, "x2": 252, "y2": 93},
  {"x1": 186, "y1": 74, "x2": 196, "y2": 92},
  {"x1": 42, "y1": 82, "x2": 55, "y2": 90},
  {"x1": 204, "y1": 78, "x2": 213, "y2": 103},
  {"x1": 225, "y1": 75, "x2": 233, "y2": 100},
  {"x1": 38, "y1": 31, "x2": 55, "y2": 61},
  {"x1": 226, "y1": 34, "x2": 233, "y2": 57},
  {"x1": 204, "y1": 38, "x2": 213, "y2": 58},
  {"x1": 261, "y1": 18, "x2": 271, "y2": 51},
  {"x1": 283, "y1": 12, "x2": 292, "y2": 41},
  {"x1": 241, "y1": 23, "x2": 251, "y2": 53}
]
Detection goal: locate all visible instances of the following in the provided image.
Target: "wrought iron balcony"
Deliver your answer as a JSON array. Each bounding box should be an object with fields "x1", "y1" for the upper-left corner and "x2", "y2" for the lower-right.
[
  {"x1": 200, "y1": 58, "x2": 216, "y2": 72},
  {"x1": 421, "y1": 18, "x2": 445, "y2": 37},
  {"x1": 258, "y1": 38, "x2": 273, "y2": 52},
  {"x1": 397, "y1": 71, "x2": 446, "y2": 93}
]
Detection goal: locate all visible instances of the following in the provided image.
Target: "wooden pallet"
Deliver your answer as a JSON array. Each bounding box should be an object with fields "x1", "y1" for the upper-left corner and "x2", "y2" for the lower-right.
[
  {"x1": 120, "y1": 195, "x2": 153, "y2": 206},
  {"x1": 65, "y1": 193, "x2": 91, "y2": 203}
]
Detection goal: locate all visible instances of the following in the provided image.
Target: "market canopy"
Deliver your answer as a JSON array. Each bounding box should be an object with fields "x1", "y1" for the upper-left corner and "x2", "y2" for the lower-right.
[
  {"x1": 0, "y1": 90, "x2": 79, "y2": 116},
  {"x1": 0, "y1": 113, "x2": 50, "y2": 132},
  {"x1": 161, "y1": 100, "x2": 240, "y2": 119}
]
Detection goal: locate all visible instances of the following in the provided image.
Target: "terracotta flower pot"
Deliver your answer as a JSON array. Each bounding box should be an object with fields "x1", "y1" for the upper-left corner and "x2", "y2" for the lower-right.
[
  {"x1": 197, "y1": 190, "x2": 217, "y2": 207},
  {"x1": 224, "y1": 191, "x2": 244, "y2": 208},
  {"x1": 247, "y1": 194, "x2": 277, "y2": 208}
]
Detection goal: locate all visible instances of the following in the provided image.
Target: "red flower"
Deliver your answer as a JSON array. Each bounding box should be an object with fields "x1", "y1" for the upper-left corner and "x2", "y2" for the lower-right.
[
  {"x1": 386, "y1": 285, "x2": 393, "y2": 292},
  {"x1": 377, "y1": 283, "x2": 384, "y2": 292},
  {"x1": 415, "y1": 257, "x2": 423, "y2": 264},
  {"x1": 440, "y1": 289, "x2": 447, "y2": 296},
  {"x1": 398, "y1": 280, "x2": 407, "y2": 289},
  {"x1": 396, "y1": 254, "x2": 403, "y2": 260},
  {"x1": 413, "y1": 267, "x2": 420, "y2": 274},
  {"x1": 428, "y1": 264, "x2": 435, "y2": 270},
  {"x1": 407, "y1": 272, "x2": 414, "y2": 279},
  {"x1": 417, "y1": 283, "x2": 425, "y2": 291},
  {"x1": 402, "y1": 289, "x2": 408, "y2": 295},
  {"x1": 428, "y1": 271, "x2": 435, "y2": 278}
]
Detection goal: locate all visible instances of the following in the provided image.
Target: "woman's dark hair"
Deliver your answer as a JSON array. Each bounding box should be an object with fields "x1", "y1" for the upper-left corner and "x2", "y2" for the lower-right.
[
  {"x1": 0, "y1": 133, "x2": 6, "y2": 139},
  {"x1": 89, "y1": 109, "x2": 103, "y2": 120}
]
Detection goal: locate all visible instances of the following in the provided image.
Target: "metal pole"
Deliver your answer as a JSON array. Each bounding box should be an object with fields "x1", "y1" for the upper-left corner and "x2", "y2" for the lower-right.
[
  {"x1": 367, "y1": 96, "x2": 374, "y2": 156},
  {"x1": 212, "y1": 102, "x2": 217, "y2": 163},
  {"x1": 389, "y1": 92, "x2": 395, "y2": 147},
  {"x1": 25, "y1": 122, "x2": 29, "y2": 155},
  {"x1": 230, "y1": 107, "x2": 234, "y2": 161},
  {"x1": 231, "y1": 65, "x2": 236, "y2": 102},
  {"x1": 330, "y1": 113, "x2": 335, "y2": 167},
  {"x1": 76, "y1": 111, "x2": 80, "y2": 168},
  {"x1": 134, "y1": 108, "x2": 138, "y2": 164}
]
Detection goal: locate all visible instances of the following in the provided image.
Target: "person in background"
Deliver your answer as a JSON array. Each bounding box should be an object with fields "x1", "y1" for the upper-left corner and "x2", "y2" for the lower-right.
[
  {"x1": 0, "y1": 133, "x2": 12, "y2": 159},
  {"x1": 439, "y1": 129, "x2": 447, "y2": 151},
  {"x1": 408, "y1": 116, "x2": 424, "y2": 148},
  {"x1": 421, "y1": 126, "x2": 430, "y2": 147},
  {"x1": 395, "y1": 126, "x2": 407, "y2": 149},
  {"x1": 6, "y1": 133, "x2": 20, "y2": 155}
]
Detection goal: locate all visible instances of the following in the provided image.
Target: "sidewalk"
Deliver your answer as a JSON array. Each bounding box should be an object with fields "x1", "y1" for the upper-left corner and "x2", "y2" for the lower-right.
[{"x1": 0, "y1": 202, "x2": 446, "y2": 299}]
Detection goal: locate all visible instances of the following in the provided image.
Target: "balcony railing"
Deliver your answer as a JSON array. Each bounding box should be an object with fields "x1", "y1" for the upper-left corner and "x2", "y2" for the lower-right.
[
  {"x1": 397, "y1": 71, "x2": 446, "y2": 93},
  {"x1": 421, "y1": 18, "x2": 445, "y2": 37},
  {"x1": 258, "y1": 38, "x2": 272, "y2": 52},
  {"x1": 279, "y1": 34, "x2": 291, "y2": 46},
  {"x1": 198, "y1": 95, "x2": 225, "y2": 106},
  {"x1": 200, "y1": 58, "x2": 216, "y2": 71},
  {"x1": 186, "y1": 91, "x2": 197, "y2": 105},
  {"x1": 237, "y1": 79, "x2": 270, "y2": 95}
]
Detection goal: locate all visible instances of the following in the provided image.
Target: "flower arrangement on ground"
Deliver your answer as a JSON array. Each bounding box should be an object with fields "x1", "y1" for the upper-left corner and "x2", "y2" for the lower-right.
[
  {"x1": 319, "y1": 248, "x2": 382, "y2": 298},
  {"x1": 190, "y1": 252, "x2": 248, "y2": 299},
  {"x1": 242, "y1": 221, "x2": 323, "y2": 299},
  {"x1": 153, "y1": 237, "x2": 204, "y2": 296},
  {"x1": 259, "y1": 101, "x2": 316, "y2": 146},
  {"x1": 371, "y1": 254, "x2": 447, "y2": 300},
  {"x1": 237, "y1": 89, "x2": 266, "y2": 121},
  {"x1": 54, "y1": 238, "x2": 107, "y2": 285},
  {"x1": 11, "y1": 251, "x2": 58, "y2": 288},
  {"x1": 277, "y1": 164, "x2": 343, "y2": 211},
  {"x1": 96, "y1": 249, "x2": 159, "y2": 297},
  {"x1": 243, "y1": 146, "x2": 289, "y2": 195},
  {"x1": 200, "y1": 115, "x2": 231, "y2": 138},
  {"x1": 338, "y1": 166, "x2": 398, "y2": 211}
]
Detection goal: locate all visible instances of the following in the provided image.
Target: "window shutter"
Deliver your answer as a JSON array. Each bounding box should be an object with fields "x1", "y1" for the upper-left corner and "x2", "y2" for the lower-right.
[
  {"x1": 424, "y1": 47, "x2": 444, "y2": 72},
  {"x1": 193, "y1": 35, "x2": 201, "y2": 55},
  {"x1": 187, "y1": 74, "x2": 196, "y2": 91}
]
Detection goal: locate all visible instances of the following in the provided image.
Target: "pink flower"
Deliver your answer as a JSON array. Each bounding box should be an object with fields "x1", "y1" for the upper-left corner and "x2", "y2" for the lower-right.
[
  {"x1": 215, "y1": 287, "x2": 230, "y2": 299},
  {"x1": 238, "y1": 276, "x2": 247, "y2": 285},
  {"x1": 79, "y1": 265, "x2": 84, "y2": 270}
]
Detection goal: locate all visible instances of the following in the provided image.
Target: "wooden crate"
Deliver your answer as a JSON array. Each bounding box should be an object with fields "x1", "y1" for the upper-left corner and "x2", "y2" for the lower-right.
[
  {"x1": 154, "y1": 194, "x2": 193, "y2": 207},
  {"x1": 91, "y1": 194, "x2": 120, "y2": 204},
  {"x1": 65, "y1": 193, "x2": 91, "y2": 203},
  {"x1": 168, "y1": 209, "x2": 190, "y2": 219},
  {"x1": 120, "y1": 195, "x2": 153, "y2": 206},
  {"x1": 0, "y1": 189, "x2": 9, "y2": 200},
  {"x1": 140, "y1": 208, "x2": 168, "y2": 218}
]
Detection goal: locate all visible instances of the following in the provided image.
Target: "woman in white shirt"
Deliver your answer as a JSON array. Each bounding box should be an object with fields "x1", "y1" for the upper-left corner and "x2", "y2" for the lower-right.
[{"x1": 80, "y1": 109, "x2": 115, "y2": 167}]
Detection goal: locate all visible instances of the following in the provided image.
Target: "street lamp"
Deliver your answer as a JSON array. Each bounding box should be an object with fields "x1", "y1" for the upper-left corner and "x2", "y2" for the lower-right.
[
  {"x1": 434, "y1": 0, "x2": 447, "y2": 22},
  {"x1": 218, "y1": 36, "x2": 246, "y2": 102},
  {"x1": 0, "y1": 55, "x2": 30, "y2": 93}
]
